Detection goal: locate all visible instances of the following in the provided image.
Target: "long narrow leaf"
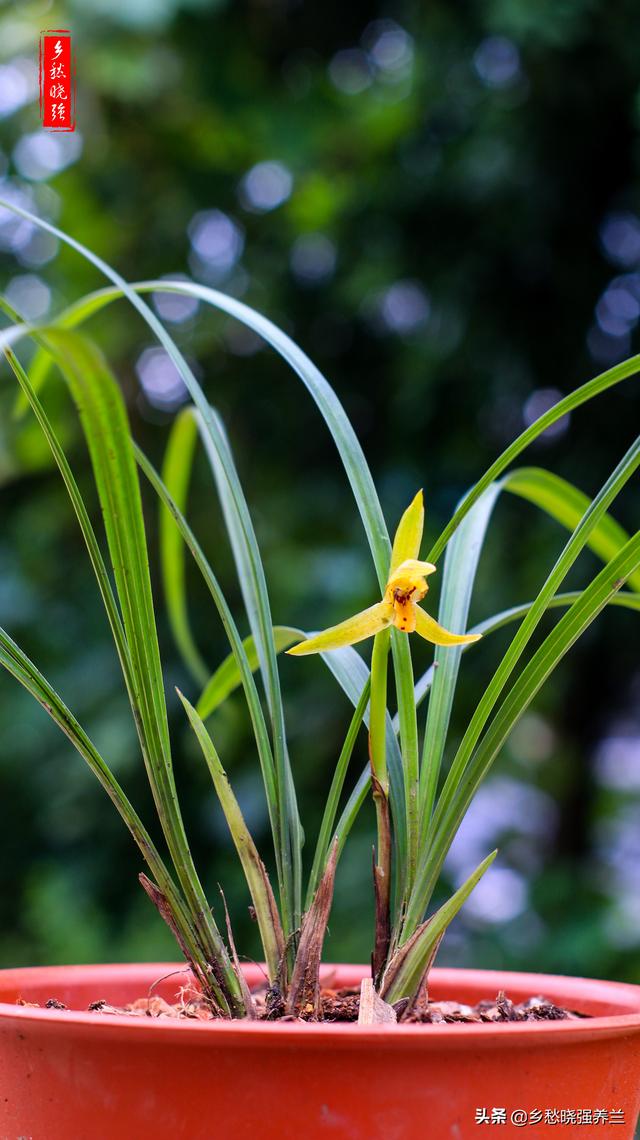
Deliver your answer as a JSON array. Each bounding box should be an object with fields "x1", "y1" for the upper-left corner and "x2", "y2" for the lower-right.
[
  {"x1": 334, "y1": 768, "x2": 371, "y2": 852},
  {"x1": 12, "y1": 273, "x2": 637, "y2": 600},
  {"x1": 406, "y1": 590, "x2": 640, "y2": 721},
  {"x1": 425, "y1": 434, "x2": 640, "y2": 878},
  {"x1": 405, "y1": 530, "x2": 640, "y2": 933},
  {"x1": 29, "y1": 327, "x2": 241, "y2": 1005},
  {"x1": 0, "y1": 627, "x2": 222, "y2": 1002},
  {"x1": 0, "y1": 264, "x2": 404, "y2": 916},
  {"x1": 178, "y1": 691, "x2": 285, "y2": 983},
  {"x1": 160, "y1": 406, "x2": 209, "y2": 686},
  {"x1": 318, "y1": 642, "x2": 407, "y2": 868},
  {"x1": 3, "y1": 346, "x2": 133, "y2": 696},
  {"x1": 406, "y1": 458, "x2": 640, "y2": 728},
  {"x1": 0, "y1": 211, "x2": 323, "y2": 942},
  {"x1": 427, "y1": 370, "x2": 640, "y2": 567},
  {"x1": 7, "y1": 322, "x2": 281, "y2": 946},
  {"x1": 419, "y1": 485, "x2": 501, "y2": 842},
  {"x1": 417, "y1": 464, "x2": 638, "y2": 846},
  {"x1": 198, "y1": 626, "x2": 303, "y2": 720},
  {"x1": 381, "y1": 850, "x2": 497, "y2": 1005},
  {"x1": 305, "y1": 678, "x2": 371, "y2": 907},
  {"x1": 194, "y1": 407, "x2": 302, "y2": 936},
  {"x1": 502, "y1": 466, "x2": 640, "y2": 592},
  {"x1": 133, "y1": 445, "x2": 280, "y2": 844}
]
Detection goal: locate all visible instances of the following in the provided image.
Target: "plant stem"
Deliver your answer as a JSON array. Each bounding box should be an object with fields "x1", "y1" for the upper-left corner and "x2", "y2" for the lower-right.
[
  {"x1": 391, "y1": 630, "x2": 418, "y2": 899},
  {"x1": 369, "y1": 628, "x2": 392, "y2": 980},
  {"x1": 369, "y1": 629, "x2": 390, "y2": 794}
]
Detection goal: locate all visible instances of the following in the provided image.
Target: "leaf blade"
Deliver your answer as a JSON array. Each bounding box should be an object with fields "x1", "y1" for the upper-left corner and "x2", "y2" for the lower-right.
[
  {"x1": 198, "y1": 626, "x2": 303, "y2": 719},
  {"x1": 160, "y1": 406, "x2": 209, "y2": 686},
  {"x1": 178, "y1": 690, "x2": 285, "y2": 983},
  {"x1": 502, "y1": 465, "x2": 640, "y2": 592}
]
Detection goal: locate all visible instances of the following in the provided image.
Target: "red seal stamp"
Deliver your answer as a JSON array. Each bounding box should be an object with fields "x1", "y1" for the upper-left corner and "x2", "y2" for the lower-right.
[{"x1": 39, "y1": 29, "x2": 76, "y2": 131}]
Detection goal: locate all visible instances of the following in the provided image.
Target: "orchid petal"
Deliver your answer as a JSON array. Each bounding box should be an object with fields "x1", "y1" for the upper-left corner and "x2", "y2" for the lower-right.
[
  {"x1": 414, "y1": 606, "x2": 482, "y2": 647},
  {"x1": 389, "y1": 490, "x2": 424, "y2": 575},
  {"x1": 287, "y1": 602, "x2": 393, "y2": 656},
  {"x1": 387, "y1": 559, "x2": 437, "y2": 591}
]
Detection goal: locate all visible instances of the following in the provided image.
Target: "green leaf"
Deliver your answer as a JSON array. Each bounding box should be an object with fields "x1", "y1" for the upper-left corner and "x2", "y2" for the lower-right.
[
  {"x1": 427, "y1": 366, "x2": 640, "y2": 567},
  {"x1": 441, "y1": 439, "x2": 640, "y2": 818},
  {"x1": 195, "y1": 407, "x2": 302, "y2": 938},
  {"x1": 134, "y1": 444, "x2": 279, "y2": 848},
  {"x1": 502, "y1": 466, "x2": 640, "y2": 592},
  {"x1": 10, "y1": 289, "x2": 116, "y2": 418},
  {"x1": 408, "y1": 529, "x2": 640, "y2": 933},
  {"x1": 0, "y1": 265, "x2": 404, "y2": 911},
  {"x1": 417, "y1": 464, "x2": 639, "y2": 858},
  {"x1": 402, "y1": 434, "x2": 640, "y2": 938},
  {"x1": 160, "y1": 406, "x2": 209, "y2": 686},
  {"x1": 407, "y1": 589, "x2": 640, "y2": 721},
  {"x1": 178, "y1": 690, "x2": 285, "y2": 983},
  {"x1": 2, "y1": 211, "x2": 317, "y2": 942},
  {"x1": 407, "y1": 462, "x2": 640, "y2": 727},
  {"x1": 0, "y1": 626, "x2": 224, "y2": 1004},
  {"x1": 419, "y1": 485, "x2": 500, "y2": 842},
  {"x1": 334, "y1": 768, "x2": 370, "y2": 855},
  {"x1": 317, "y1": 642, "x2": 407, "y2": 867},
  {"x1": 3, "y1": 347, "x2": 132, "y2": 695},
  {"x1": 29, "y1": 327, "x2": 242, "y2": 1010},
  {"x1": 305, "y1": 677, "x2": 371, "y2": 907},
  {"x1": 381, "y1": 850, "x2": 497, "y2": 1006},
  {"x1": 197, "y1": 626, "x2": 303, "y2": 720}
]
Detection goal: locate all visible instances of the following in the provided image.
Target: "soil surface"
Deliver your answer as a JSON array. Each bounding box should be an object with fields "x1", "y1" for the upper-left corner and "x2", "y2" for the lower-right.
[{"x1": 16, "y1": 983, "x2": 588, "y2": 1024}]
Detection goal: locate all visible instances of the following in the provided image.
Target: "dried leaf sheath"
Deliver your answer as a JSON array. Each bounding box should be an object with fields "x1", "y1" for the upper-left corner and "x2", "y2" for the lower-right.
[
  {"x1": 220, "y1": 889, "x2": 256, "y2": 1019},
  {"x1": 138, "y1": 874, "x2": 225, "y2": 1014},
  {"x1": 286, "y1": 842, "x2": 339, "y2": 1019}
]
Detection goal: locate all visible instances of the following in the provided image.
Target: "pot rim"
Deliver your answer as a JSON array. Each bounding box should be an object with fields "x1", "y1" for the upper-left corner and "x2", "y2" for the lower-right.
[{"x1": 1, "y1": 963, "x2": 640, "y2": 1045}]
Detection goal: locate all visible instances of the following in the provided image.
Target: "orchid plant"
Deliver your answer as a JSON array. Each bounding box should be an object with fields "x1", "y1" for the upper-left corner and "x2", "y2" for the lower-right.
[{"x1": 1, "y1": 200, "x2": 639, "y2": 1020}]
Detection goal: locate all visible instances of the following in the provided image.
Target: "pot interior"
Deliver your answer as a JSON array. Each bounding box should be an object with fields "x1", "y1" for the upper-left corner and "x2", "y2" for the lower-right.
[{"x1": 1, "y1": 963, "x2": 640, "y2": 1021}]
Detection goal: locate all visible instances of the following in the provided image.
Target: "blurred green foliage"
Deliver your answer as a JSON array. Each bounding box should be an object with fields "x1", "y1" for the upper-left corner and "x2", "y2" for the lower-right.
[{"x1": 0, "y1": 0, "x2": 639, "y2": 983}]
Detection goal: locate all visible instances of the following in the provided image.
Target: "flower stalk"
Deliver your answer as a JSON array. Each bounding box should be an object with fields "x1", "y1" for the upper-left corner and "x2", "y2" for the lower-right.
[{"x1": 369, "y1": 627, "x2": 392, "y2": 980}]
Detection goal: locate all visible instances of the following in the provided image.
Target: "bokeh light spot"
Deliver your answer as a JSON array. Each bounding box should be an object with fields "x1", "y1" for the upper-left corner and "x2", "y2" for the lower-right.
[
  {"x1": 13, "y1": 131, "x2": 83, "y2": 182},
  {"x1": 523, "y1": 387, "x2": 570, "y2": 442},
  {"x1": 379, "y1": 280, "x2": 430, "y2": 334},
  {"x1": 135, "y1": 347, "x2": 189, "y2": 411},
  {"x1": 290, "y1": 233, "x2": 337, "y2": 284},
  {"x1": 5, "y1": 273, "x2": 51, "y2": 319},
  {"x1": 328, "y1": 49, "x2": 372, "y2": 95},
  {"x1": 187, "y1": 209, "x2": 244, "y2": 281},
  {"x1": 239, "y1": 161, "x2": 293, "y2": 213},
  {"x1": 474, "y1": 36, "x2": 521, "y2": 89},
  {"x1": 600, "y1": 211, "x2": 640, "y2": 268},
  {"x1": 152, "y1": 275, "x2": 200, "y2": 324}
]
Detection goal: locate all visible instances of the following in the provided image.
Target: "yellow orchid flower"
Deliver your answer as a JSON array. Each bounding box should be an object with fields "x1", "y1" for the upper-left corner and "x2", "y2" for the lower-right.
[{"x1": 288, "y1": 490, "x2": 482, "y2": 656}]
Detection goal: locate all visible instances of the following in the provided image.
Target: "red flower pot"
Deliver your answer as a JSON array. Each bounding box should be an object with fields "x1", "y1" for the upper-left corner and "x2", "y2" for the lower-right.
[{"x1": 1, "y1": 963, "x2": 639, "y2": 1139}]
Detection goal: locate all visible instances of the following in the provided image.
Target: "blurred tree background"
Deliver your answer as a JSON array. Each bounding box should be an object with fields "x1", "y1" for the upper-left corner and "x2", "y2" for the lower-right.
[{"x1": 0, "y1": 0, "x2": 639, "y2": 984}]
